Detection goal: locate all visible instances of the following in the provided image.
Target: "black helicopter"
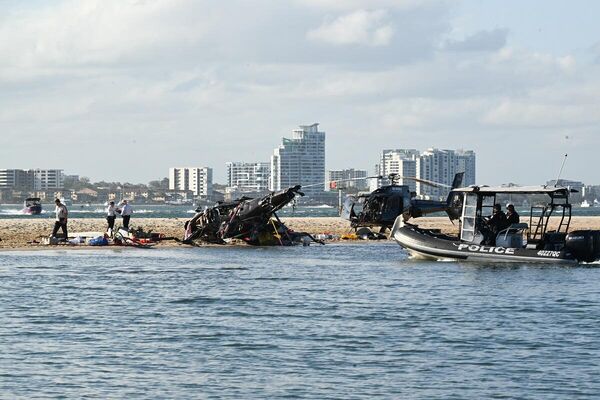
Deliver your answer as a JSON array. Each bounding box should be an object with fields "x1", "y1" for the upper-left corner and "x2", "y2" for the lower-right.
[
  {"x1": 341, "y1": 172, "x2": 464, "y2": 234},
  {"x1": 183, "y1": 185, "x2": 324, "y2": 246}
]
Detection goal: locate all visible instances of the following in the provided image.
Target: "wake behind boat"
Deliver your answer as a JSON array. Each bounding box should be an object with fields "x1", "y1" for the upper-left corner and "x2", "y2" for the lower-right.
[
  {"x1": 22, "y1": 197, "x2": 42, "y2": 215},
  {"x1": 392, "y1": 185, "x2": 600, "y2": 264}
]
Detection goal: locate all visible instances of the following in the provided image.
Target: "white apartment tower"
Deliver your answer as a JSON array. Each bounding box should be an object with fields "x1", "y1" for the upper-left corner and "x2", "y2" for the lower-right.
[
  {"x1": 455, "y1": 149, "x2": 476, "y2": 187},
  {"x1": 417, "y1": 148, "x2": 476, "y2": 198},
  {"x1": 226, "y1": 162, "x2": 271, "y2": 192},
  {"x1": 378, "y1": 149, "x2": 420, "y2": 193},
  {"x1": 32, "y1": 169, "x2": 64, "y2": 190},
  {"x1": 169, "y1": 167, "x2": 213, "y2": 197},
  {"x1": 270, "y1": 123, "x2": 325, "y2": 197}
]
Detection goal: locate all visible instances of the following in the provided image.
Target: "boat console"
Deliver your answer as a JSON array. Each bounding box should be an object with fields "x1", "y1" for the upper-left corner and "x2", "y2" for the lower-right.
[{"x1": 496, "y1": 223, "x2": 528, "y2": 248}]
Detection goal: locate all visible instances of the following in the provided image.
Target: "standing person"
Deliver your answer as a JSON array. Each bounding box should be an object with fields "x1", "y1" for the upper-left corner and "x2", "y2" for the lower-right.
[
  {"x1": 506, "y1": 204, "x2": 520, "y2": 226},
  {"x1": 51, "y1": 198, "x2": 69, "y2": 239},
  {"x1": 119, "y1": 199, "x2": 133, "y2": 230},
  {"x1": 106, "y1": 201, "x2": 117, "y2": 233}
]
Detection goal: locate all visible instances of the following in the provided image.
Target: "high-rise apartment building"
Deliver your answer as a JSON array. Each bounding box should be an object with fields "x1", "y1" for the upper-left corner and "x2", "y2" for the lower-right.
[
  {"x1": 270, "y1": 123, "x2": 325, "y2": 198},
  {"x1": 0, "y1": 169, "x2": 63, "y2": 190},
  {"x1": 32, "y1": 169, "x2": 64, "y2": 190},
  {"x1": 226, "y1": 162, "x2": 271, "y2": 193},
  {"x1": 378, "y1": 149, "x2": 420, "y2": 192},
  {"x1": 372, "y1": 148, "x2": 476, "y2": 198},
  {"x1": 326, "y1": 169, "x2": 368, "y2": 191},
  {"x1": 416, "y1": 148, "x2": 476, "y2": 198},
  {"x1": 169, "y1": 167, "x2": 213, "y2": 197},
  {"x1": 455, "y1": 149, "x2": 476, "y2": 188},
  {"x1": 417, "y1": 149, "x2": 457, "y2": 198}
]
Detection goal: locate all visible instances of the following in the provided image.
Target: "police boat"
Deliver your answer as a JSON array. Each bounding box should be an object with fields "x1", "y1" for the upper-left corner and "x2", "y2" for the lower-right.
[{"x1": 391, "y1": 185, "x2": 600, "y2": 264}]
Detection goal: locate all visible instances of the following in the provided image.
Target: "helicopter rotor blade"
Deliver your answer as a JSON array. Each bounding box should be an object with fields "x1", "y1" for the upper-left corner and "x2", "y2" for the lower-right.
[
  {"x1": 300, "y1": 176, "x2": 375, "y2": 189},
  {"x1": 300, "y1": 175, "x2": 450, "y2": 189},
  {"x1": 378, "y1": 175, "x2": 452, "y2": 189},
  {"x1": 406, "y1": 177, "x2": 452, "y2": 189}
]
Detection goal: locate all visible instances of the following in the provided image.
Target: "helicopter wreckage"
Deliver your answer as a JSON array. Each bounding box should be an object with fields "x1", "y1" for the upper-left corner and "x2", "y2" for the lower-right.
[{"x1": 183, "y1": 185, "x2": 324, "y2": 246}]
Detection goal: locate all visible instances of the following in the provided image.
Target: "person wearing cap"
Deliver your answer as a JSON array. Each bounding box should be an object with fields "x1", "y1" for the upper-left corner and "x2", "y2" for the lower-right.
[
  {"x1": 506, "y1": 204, "x2": 520, "y2": 226},
  {"x1": 51, "y1": 198, "x2": 69, "y2": 239},
  {"x1": 106, "y1": 201, "x2": 118, "y2": 232},
  {"x1": 119, "y1": 199, "x2": 133, "y2": 230}
]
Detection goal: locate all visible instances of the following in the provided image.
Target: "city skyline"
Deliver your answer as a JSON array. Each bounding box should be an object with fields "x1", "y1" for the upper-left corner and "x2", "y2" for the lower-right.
[{"x1": 1, "y1": 1, "x2": 600, "y2": 185}]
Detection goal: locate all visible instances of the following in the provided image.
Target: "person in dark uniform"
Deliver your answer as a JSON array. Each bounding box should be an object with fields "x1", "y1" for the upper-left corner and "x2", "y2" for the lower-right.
[
  {"x1": 483, "y1": 204, "x2": 507, "y2": 245},
  {"x1": 506, "y1": 204, "x2": 520, "y2": 226}
]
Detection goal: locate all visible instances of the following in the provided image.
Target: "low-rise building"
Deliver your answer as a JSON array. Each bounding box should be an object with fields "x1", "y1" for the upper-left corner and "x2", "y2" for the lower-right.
[{"x1": 0, "y1": 168, "x2": 64, "y2": 191}]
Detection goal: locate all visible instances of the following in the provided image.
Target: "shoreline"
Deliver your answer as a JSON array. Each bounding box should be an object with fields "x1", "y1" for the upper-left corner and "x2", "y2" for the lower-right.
[{"x1": 2, "y1": 216, "x2": 600, "y2": 251}]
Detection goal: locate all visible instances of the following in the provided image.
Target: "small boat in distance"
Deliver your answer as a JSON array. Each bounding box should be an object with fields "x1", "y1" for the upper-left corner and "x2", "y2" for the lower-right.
[
  {"x1": 22, "y1": 197, "x2": 42, "y2": 215},
  {"x1": 165, "y1": 199, "x2": 194, "y2": 206},
  {"x1": 581, "y1": 199, "x2": 591, "y2": 208}
]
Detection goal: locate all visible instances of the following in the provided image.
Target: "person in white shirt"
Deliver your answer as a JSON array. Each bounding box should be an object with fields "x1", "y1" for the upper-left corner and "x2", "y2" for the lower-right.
[
  {"x1": 51, "y1": 198, "x2": 69, "y2": 239},
  {"x1": 119, "y1": 199, "x2": 133, "y2": 229},
  {"x1": 106, "y1": 201, "x2": 117, "y2": 232}
]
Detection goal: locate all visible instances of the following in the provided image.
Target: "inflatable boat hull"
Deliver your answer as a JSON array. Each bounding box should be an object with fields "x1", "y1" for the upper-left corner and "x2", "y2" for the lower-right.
[{"x1": 393, "y1": 224, "x2": 578, "y2": 264}]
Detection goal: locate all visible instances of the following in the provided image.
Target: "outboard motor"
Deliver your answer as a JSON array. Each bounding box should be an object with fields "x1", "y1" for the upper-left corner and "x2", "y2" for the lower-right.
[{"x1": 565, "y1": 230, "x2": 600, "y2": 263}]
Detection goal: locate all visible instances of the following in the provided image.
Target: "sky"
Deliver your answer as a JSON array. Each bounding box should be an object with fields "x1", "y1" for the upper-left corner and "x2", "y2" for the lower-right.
[{"x1": 1, "y1": 0, "x2": 599, "y2": 185}]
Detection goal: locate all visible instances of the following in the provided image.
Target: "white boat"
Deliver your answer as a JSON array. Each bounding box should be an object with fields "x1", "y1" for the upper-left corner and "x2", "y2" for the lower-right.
[
  {"x1": 581, "y1": 200, "x2": 591, "y2": 208},
  {"x1": 22, "y1": 197, "x2": 42, "y2": 215}
]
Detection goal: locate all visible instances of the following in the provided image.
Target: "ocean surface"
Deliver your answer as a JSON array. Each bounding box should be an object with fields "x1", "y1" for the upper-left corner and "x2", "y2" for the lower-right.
[
  {"x1": 2, "y1": 242, "x2": 600, "y2": 398},
  {"x1": 3, "y1": 203, "x2": 600, "y2": 220},
  {"x1": 0, "y1": 204, "x2": 340, "y2": 219}
]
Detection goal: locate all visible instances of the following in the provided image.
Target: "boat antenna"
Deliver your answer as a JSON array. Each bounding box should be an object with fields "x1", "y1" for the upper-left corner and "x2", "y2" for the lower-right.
[{"x1": 554, "y1": 153, "x2": 568, "y2": 187}]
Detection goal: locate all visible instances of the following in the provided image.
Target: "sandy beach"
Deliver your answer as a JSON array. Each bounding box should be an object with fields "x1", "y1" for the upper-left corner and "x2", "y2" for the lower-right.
[{"x1": 2, "y1": 216, "x2": 600, "y2": 250}]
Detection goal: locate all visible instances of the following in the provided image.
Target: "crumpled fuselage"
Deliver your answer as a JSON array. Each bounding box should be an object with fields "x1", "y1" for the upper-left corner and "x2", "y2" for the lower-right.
[{"x1": 183, "y1": 185, "x2": 318, "y2": 246}]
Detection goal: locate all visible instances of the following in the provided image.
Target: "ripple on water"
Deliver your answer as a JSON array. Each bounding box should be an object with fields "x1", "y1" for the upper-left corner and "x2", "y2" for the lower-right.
[{"x1": 1, "y1": 244, "x2": 600, "y2": 398}]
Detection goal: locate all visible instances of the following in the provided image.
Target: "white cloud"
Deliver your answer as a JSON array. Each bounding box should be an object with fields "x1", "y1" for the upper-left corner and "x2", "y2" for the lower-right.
[
  {"x1": 444, "y1": 28, "x2": 508, "y2": 52},
  {"x1": 296, "y1": 0, "x2": 438, "y2": 11},
  {"x1": 307, "y1": 9, "x2": 394, "y2": 46},
  {"x1": 0, "y1": 0, "x2": 210, "y2": 69},
  {"x1": 0, "y1": 1, "x2": 599, "y2": 185}
]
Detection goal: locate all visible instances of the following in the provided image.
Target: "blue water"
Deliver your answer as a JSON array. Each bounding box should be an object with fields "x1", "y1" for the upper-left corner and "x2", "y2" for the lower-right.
[
  {"x1": 3, "y1": 203, "x2": 600, "y2": 220},
  {"x1": 2, "y1": 243, "x2": 600, "y2": 398},
  {"x1": 0, "y1": 204, "x2": 339, "y2": 219}
]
